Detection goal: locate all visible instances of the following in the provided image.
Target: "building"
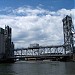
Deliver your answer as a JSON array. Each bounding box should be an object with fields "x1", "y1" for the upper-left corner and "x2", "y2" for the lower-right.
[
  {"x1": 0, "y1": 26, "x2": 14, "y2": 61},
  {"x1": 11, "y1": 42, "x2": 14, "y2": 57},
  {"x1": 4, "y1": 26, "x2": 12, "y2": 58},
  {"x1": 0, "y1": 28, "x2": 5, "y2": 59},
  {"x1": 29, "y1": 43, "x2": 39, "y2": 48}
]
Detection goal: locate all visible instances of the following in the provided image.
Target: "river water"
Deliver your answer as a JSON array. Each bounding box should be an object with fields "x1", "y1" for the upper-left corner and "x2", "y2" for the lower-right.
[{"x1": 0, "y1": 61, "x2": 75, "y2": 75}]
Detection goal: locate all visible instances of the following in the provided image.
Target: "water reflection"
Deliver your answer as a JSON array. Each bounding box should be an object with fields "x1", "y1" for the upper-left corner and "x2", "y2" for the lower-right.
[
  {"x1": 0, "y1": 61, "x2": 75, "y2": 75},
  {"x1": 0, "y1": 63, "x2": 16, "y2": 75},
  {"x1": 65, "y1": 62, "x2": 75, "y2": 75}
]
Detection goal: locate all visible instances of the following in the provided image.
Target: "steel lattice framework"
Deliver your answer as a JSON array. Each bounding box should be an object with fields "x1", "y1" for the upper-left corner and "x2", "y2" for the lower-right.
[
  {"x1": 62, "y1": 15, "x2": 74, "y2": 53},
  {"x1": 14, "y1": 45, "x2": 65, "y2": 57}
]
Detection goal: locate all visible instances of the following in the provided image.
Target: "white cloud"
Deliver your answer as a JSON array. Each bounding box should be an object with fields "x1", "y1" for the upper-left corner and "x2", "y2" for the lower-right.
[
  {"x1": 0, "y1": 6, "x2": 75, "y2": 48},
  {"x1": 13, "y1": 6, "x2": 49, "y2": 16}
]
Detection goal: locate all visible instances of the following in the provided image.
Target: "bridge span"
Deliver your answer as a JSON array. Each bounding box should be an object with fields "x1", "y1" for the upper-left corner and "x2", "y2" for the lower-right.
[{"x1": 13, "y1": 44, "x2": 73, "y2": 61}]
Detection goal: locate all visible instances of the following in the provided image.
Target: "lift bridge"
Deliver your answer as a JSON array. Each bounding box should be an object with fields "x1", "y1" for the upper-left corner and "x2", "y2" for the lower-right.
[{"x1": 13, "y1": 15, "x2": 75, "y2": 61}]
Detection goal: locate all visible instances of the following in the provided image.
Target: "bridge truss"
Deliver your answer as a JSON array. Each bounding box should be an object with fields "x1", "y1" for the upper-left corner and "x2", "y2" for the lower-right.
[{"x1": 14, "y1": 45, "x2": 66, "y2": 56}]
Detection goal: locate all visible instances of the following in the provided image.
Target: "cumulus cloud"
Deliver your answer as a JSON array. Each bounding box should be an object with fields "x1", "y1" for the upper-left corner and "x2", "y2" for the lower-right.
[{"x1": 0, "y1": 6, "x2": 75, "y2": 48}]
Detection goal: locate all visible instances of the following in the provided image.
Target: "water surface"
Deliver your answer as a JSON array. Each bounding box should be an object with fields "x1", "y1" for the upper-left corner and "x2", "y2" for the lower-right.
[{"x1": 0, "y1": 61, "x2": 75, "y2": 75}]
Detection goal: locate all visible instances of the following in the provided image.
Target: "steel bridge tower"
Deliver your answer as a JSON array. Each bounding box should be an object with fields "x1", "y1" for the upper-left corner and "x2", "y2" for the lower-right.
[{"x1": 62, "y1": 15, "x2": 74, "y2": 54}]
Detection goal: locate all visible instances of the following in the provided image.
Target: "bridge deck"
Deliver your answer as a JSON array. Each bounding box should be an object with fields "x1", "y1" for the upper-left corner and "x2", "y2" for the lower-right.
[{"x1": 11, "y1": 54, "x2": 70, "y2": 59}]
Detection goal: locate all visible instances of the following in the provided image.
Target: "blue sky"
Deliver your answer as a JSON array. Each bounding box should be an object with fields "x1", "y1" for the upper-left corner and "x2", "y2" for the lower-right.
[
  {"x1": 0, "y1": 0, "x2": 75, "y2": 48},
  {"x1": 0, "y1": 0, "x2": 74, "y2": 11}
]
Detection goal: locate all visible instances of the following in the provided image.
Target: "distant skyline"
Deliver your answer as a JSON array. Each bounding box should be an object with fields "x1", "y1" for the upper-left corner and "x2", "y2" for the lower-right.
[{"x1": 0, "y1": 0, "x2": 75, "y2": 48}]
